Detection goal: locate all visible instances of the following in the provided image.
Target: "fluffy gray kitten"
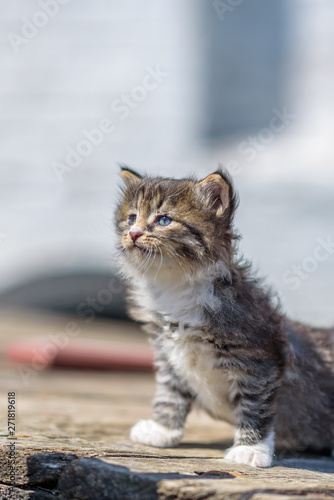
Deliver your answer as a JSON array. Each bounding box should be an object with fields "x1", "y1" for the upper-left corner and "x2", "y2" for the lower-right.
[{"x1": 115, "y1": 167, "x2": 334, "y2": 467}]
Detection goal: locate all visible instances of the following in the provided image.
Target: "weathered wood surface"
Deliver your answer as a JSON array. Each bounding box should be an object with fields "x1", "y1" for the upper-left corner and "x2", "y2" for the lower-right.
[{"x1": 0, "y1": 310, "x2": 333, "y2": 499}]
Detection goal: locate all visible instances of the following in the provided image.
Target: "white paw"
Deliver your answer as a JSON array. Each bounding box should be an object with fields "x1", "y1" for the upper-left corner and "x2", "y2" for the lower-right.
[
  {"x1": 130, "y1": 419, "x2": 184, "y2": 448},
  {"x1": 224, "y1": 430, "x2": 274, "y2": 468},
  {"x1": 224, "y1": 444, "x2": 273, "y2": 467}
]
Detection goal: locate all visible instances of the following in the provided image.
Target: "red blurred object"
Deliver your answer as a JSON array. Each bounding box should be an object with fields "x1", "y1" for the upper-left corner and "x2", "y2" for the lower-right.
[{"x1": 4, "y1": 339, "x2": 154, "y2": 372}]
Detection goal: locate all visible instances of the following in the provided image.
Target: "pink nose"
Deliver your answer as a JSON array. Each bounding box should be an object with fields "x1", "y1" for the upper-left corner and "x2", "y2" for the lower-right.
[{"x1": 129, "y1": 228, "x2": 144, "y2": 242}]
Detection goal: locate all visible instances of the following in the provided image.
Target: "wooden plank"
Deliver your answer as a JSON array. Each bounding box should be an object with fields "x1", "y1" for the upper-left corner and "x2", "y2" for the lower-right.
[{"x1": 0, "y1": 310, "x2": 333, "y2": 499}]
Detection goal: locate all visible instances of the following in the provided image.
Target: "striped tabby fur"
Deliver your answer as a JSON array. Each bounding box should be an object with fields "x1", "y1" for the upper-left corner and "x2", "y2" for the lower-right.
[{"x1": 115, "y1": 167, "x2": 334, "y2": 467}]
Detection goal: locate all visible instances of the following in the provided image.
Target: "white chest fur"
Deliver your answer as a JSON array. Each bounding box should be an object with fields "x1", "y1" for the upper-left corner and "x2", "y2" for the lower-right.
[
  {"x1": 133, "y1": 261, "x2": 227, "y2": 327},
  {"x1": 163, "y1": 329, "x2": 235, "y2": 424},
  {"x1": 133, "y1": 263, "x2": 235, "y2": 423}
]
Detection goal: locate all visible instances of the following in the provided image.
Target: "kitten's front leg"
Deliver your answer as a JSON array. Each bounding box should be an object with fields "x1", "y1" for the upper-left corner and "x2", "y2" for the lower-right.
[
  {"x1": 225, "y1": 374, "x2": 278, "y2": 467},
  {"x1": 130, "y1": 364, "x2": 193, "y2": 448}
]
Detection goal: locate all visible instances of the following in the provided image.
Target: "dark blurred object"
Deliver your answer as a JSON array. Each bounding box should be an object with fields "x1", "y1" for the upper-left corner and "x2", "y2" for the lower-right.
[
  {"x1": 203, "y1": 0, "x2": 288, "y2": 138},
  {"x1": 0, "y1": 272, "x2": 129, "y2": 321}
]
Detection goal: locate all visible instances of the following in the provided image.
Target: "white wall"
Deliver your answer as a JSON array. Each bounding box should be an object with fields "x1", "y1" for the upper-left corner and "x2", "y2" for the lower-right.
[
  {"x1": 0, "y1": 0, "x2": 203, "y2": 290},
  {"x1": 0, "y1": 0, "x2": 333, "y2": 325}
]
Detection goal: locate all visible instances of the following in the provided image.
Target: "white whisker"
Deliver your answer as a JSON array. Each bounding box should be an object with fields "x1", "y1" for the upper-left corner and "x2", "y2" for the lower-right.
[{"x1": 153, "y1": 245, "x2": 164, "y2": 281}]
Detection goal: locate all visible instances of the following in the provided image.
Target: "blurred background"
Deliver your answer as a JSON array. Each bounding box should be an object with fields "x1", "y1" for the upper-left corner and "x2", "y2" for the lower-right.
[{"x1": 0, "y1": 0, "x2": 333, "y2": 374}]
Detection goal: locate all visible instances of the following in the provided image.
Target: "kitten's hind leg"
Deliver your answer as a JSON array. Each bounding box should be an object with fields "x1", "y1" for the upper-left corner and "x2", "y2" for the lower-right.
[{"x1": 130, "y1": 366, "x2": 193, "y2": 448}]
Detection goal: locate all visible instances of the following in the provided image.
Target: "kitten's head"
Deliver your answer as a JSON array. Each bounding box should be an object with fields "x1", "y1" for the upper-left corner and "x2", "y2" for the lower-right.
[{"x1": 115, "y1": 167, "x2": 238, "y2": 281}]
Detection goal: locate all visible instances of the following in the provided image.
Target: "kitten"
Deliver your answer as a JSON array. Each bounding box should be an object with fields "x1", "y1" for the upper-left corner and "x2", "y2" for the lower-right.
[{"x1": 115, "y1": 167, "x2": 334, "y2": 468}]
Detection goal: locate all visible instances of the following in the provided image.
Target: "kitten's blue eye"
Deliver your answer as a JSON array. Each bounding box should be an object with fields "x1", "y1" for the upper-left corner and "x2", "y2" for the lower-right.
[
  {"x1": 157, "y1": 216, "x2": 172, "y2": 227},
  {"x1": 128, "y1": 215, "x2": 137, "y2": 225}
]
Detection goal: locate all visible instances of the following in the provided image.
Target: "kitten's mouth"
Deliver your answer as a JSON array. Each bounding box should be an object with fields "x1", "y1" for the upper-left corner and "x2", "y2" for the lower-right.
[{"x1": 132, "y1": 243, "x2": 150, "y2": 254}]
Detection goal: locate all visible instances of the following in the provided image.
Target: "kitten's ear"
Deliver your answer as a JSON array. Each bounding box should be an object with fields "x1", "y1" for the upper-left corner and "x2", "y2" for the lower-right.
[
  {"x1": 120, "y1": 166, "x2": 142, "y2": 185},
  {"x1": 198, "y1": 171, "x2": 232, "y2": 216}
]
